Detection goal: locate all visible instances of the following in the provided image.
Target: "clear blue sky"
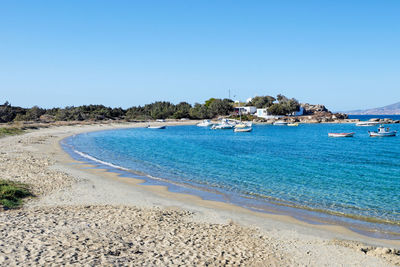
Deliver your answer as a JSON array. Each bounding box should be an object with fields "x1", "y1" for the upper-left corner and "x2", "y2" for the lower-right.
[{"x1": 1, "y1": 0, "x2": 399, "y2": 111}]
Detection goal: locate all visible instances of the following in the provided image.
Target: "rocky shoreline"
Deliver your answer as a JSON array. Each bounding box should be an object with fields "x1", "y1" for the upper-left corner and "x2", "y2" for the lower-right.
[
  {"x1": 255, "y1": 116, "x2": 400, "y2": 124},
  {"x1": 0, "y1": 123, "x2": 399, "y2": 266}
]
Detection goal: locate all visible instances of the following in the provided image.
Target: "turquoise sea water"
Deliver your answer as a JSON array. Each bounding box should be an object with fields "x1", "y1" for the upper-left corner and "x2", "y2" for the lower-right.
[{"x1": 62, "y1": 123, "x2": 400, "y2": 238}]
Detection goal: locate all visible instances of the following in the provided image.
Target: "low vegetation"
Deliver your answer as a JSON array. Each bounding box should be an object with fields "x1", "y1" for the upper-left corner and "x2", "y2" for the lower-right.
[
  {"x1": 248, "y1": 94, "x2": 300, "y2": 115},
  {"x1": 0, "y1": 127, "x2": 24, "y2": 138},
  {"x1": 0, "y1": 94, "x2": 300, "y2": 122},
  {"x1": 0, "y1": 180, "x2": 33, "y2": 209}
]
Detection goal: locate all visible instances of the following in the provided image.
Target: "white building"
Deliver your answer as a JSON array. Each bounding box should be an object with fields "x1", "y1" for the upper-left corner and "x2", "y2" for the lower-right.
[
  {"x1": 256, "y1": 108, "x2": 283, "y2": 119},
  {"x1": 234, "y1": 106, "x2": 257, "y2": 115}
]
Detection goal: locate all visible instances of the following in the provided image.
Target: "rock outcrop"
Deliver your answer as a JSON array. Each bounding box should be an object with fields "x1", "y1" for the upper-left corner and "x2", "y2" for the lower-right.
[{"x1": 301, "y1": 104, "x2": 329, "y2": 115}]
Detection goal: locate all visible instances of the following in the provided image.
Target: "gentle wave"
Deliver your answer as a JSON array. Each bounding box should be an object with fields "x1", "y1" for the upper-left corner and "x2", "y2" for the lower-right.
[
  {"x1": 72, "y1": 149, "x2": 130, "y2": 171},
  {"x1": 71, "y1": 147, "x2": 219, "y2": 191}
]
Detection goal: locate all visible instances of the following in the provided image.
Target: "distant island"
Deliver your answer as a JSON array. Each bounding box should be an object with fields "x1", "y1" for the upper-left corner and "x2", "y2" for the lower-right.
[{"x1": 346, "y1": 102, "x2": 400, "y2": 115}]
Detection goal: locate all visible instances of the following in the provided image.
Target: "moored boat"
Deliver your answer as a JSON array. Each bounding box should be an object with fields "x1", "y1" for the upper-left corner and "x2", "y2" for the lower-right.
[
  {"x1": 273, "y1": 121, "x2": 287, "y2": 126},
  {"x1": 211, "y1": 123, "x2": 234, "y2": 130},
  {"x1": 147, "y1": 125, "x2": 166, "y2": 129},
  {"x1": 356, "y1": 121, "x2": 380, "y2": 127},
  {"x1": 287, "y1": 123, "x2": 299, "y2": 127},
  {"x1": 328, "y1": 132, "x2": 355, "y2": 137},
  {"x1": 234, "y1": 123, "x2": 247, "y2": 128},
  {"x1": 368, "y1": 125, "x2": 397, "y2": 137},
  {"x1": 197, "y1": 120, "x2": 213, "y2": 127},
  {"x1": 211, "y1": 118, "x2": 236, "y2": 130},
  {"x1": 234, "y1": 127, "x2": 252, "y2": 132},
  {"x1": 234, "y1": 121, "x2": 252, "y2": 128}
]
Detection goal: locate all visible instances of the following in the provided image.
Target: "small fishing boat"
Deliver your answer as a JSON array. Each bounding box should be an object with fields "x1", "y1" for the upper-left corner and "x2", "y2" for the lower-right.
[
  {"x1": 287, "y1": 123, "x2": 299, "y2": 127},
  {"x1": 211, "y1": 124, "x2": 234, "y2": 130},
  {"x1": 147, "y1": 125, "x2": 166, "y2": 129},
  {"x1": 234, "y1": 127, "x2": 252, "y2": 132},
  {"x1": 235, "y1": 122, "x2": 252, "y2": 128},
  {"x1": 211, "y1": 118, "x2": 236, "y2": 129},
  {"x1": 273, "y1": 121, "x2": 287, "y2": 126},
  {"x1": 212, "y1": 124, "x2": 230, "y2": 130},
  {"x1": 328, "y1": 132, "x2": 355, "y2": 137},
  {"x1": 368, "y1": 125, "x2": 397, "y2": 137},
  {"x1": 356, "y1": 121, "x2": 379, "y2": 127},
  {"x1": 197, "y1": 120, "x2": 213, "y2": 127}
]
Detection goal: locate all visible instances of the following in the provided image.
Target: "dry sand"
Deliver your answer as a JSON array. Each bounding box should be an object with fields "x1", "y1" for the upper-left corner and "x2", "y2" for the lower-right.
[{"x1": 0, "y1": 122, "x2": 399, "y2": 266}]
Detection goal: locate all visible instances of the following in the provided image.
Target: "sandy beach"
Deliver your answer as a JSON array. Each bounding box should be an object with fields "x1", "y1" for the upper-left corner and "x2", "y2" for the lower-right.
[{"x1": 0, "y1": 122, "x2": 399, "y2": 266}]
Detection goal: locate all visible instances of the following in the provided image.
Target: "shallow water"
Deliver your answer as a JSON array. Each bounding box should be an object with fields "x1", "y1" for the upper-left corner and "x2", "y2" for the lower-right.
[{"x1": 63, "y1": 123, "x2": 400, "y2": 238}]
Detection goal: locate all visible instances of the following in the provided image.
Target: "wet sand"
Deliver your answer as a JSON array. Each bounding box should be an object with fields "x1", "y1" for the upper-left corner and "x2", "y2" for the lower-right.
[{"x1": 0, "y1": 122, "x2": 399, "y2": 266}]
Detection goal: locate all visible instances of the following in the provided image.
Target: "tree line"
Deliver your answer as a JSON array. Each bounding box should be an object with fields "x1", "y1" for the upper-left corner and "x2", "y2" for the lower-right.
[
  {"x1": 247, "y1": 94, "x2": 300, "y2": 115},
  {"x1": 0, "y1": 95, "x2": 300, "y2": 123}
]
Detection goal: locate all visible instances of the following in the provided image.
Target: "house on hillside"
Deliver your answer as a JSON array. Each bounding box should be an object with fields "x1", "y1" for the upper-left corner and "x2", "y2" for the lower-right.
[
  {"x1": 234, "y1": 106, "x2": 257, "y2": 115},
  {"x1": 255, "y1": 108, "x2": 283, "y2": 119}
]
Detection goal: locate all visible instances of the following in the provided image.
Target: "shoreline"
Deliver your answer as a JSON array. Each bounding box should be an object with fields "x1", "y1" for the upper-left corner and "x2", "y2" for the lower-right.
[
  {"x1": 62, "y1": 131, "x2": 400, "y2": 241},
  {"x1": 60, "y1": 124, "x2": 400, "y2": 246},
  {"x1": 1, "y1": 113, "x2": 399, "y2": 131},
  {"x1": 1, "y1": 122, "x2": 399, "y2": 265}
]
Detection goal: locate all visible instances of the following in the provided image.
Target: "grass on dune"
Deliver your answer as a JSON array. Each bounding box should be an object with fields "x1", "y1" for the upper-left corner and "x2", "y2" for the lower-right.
[
  {"x1": 0, "y1": 180, "x2": 33, "y2": 209},
  {"x1": 0, "y1": 127, "x2": 24, "y2": 138}
]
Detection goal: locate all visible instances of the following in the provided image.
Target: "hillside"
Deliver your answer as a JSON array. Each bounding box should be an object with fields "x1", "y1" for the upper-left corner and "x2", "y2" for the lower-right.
[{"x1": 346, "y1": 102, "x2": 400, "y2": 115}]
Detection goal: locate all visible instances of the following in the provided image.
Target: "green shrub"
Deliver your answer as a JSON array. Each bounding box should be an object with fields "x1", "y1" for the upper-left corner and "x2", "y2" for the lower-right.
[
  {"x1": 0, "y1": 127, "x2": 24, "y2": 138},
  {"x1": 0, "y1": 180, "x2": 33, "y2": 209}
]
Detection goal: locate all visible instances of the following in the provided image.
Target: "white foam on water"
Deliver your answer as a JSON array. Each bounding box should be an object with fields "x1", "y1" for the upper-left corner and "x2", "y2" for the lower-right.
[{"x1": 73, "y1": 149, "x2": 130, "y2": 171}]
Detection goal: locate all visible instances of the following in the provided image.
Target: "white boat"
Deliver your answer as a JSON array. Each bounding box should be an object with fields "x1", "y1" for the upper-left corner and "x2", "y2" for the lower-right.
[
  {"x1": 211, "y1": 118, "x2": 237, "y2": 130},
  {"x1": 287, "y1": 123, "x2": 299, "y2": 127},
  {"x1": 235, "y1": 121, "x2": 252, "y2": 128},
  {"x1": 234, "y1": 106, "x2": 252, "y2": 129},
  {"x1": 328, "y1": 132, "x2": 355, "y2": 137},
  {"x1": 197, "y1": 120, "x2": 213, "y2": 127},
  {"x1": 356, "y1": 121, "x2": 380, "y2": 127},
  {"x1": 234, "y1": 123, "x2": 247, "y2": 128},
  {"x1": 273, "y1": 121, "x2": 288, "y2": 126},
  {"x1": 147, "y1": 125, "x2": 166, "y2": 129},
  {"x1": 234, "y1": 127, "x2": 252, "y2": 132},
  {"x1": 221, "y1": 118, "x2": 237, "y2": 125},
  {"x1": 368, "y1": 125, "x2": 397, "y2": 137},
  {"x1": 211, "y1": 123, "x2": 234, "y2": 130}
]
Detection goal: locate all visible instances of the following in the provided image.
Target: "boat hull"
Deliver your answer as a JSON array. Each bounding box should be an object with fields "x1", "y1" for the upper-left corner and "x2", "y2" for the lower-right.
[
  {"x1": 328, "y1": 132, "x2": 355, "y2": 137},
  {"x1": 147, "y1": 126, "x2": 166, "y2": 129},
  {"x1": 356, "y1": 122, "x2": 380, "y2": 126},
  {"x1": 234, "y1": 127, "x2": 252, "y2": 132},
  {"x1": 197, "y1": 123, "x2": 213, "y2": 127},
  {"x1": 197, "y1": 120, "x2": 213, "y2": 127},
  {"x1": 368, "y1": 131, "x2": 397, "y2": 137},
  {"x1": 211, "y1": 125, "x2": 234, "y2": 130}
]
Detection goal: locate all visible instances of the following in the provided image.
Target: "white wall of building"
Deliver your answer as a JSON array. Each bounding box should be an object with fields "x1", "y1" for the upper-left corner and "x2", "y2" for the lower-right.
[
  {"x1": 256, "y1": 108, "x2": 283, "y2": 119},
  {"x1": 236, "y1": 106, "x2": 257, "y2": 114}
]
